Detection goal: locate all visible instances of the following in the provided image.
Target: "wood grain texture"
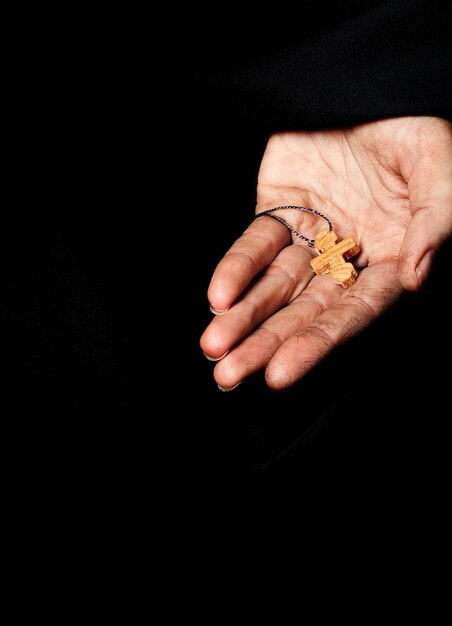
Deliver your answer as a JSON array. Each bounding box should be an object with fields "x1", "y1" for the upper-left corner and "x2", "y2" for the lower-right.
[{"x1": 310, "y1": 230, "x2": 360, "y2": 288}]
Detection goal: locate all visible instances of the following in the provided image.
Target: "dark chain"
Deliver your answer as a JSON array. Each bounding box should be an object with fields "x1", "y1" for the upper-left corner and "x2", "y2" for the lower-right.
[{"x1": 253, "y1": 205, "x2": 333, "y2": 248}]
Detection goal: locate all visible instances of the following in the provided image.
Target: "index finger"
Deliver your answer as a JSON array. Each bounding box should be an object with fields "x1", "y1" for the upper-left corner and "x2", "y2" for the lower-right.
[{"x1": 207, "y1": 217, "x2": 291, "y2": 312}]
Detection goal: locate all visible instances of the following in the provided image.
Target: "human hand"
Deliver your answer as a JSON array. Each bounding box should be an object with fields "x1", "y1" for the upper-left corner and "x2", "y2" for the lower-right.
[{"x1": 200, "y1": 117, "x2": 452, "y2": 390}]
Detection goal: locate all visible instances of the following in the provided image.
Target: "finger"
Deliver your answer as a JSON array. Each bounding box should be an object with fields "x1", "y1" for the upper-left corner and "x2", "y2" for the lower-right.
[
  {"x1": 399, "y1": 122, "x2": 452, "y2": 290},
  {"x1": 207, "y1": 216, "x2": 290, "y2": 312},
  {"x1": 266, "y1": 261, "x2": 402, "y2": 390},
  {"x1": 212, "y1": 276, "x2": 341, "y2": 390},
  {"x1": 201, "y1": 244, "x2": 314, "y2": 358}
]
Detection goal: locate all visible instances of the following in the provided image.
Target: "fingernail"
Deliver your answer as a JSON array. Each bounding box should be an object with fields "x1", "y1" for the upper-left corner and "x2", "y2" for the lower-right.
[
  {"x1": 416, "y1": 250, "x2": 436, "y2": 287},
  {"x1": 209, "y1": 304, "x2": 229, "y2": 315},
  {"x1": 203, "y1": 350, "x2": 229, "y2": 362},
  {"x1": 217, "y1": 382, "x2": 242, "y2": 392}
]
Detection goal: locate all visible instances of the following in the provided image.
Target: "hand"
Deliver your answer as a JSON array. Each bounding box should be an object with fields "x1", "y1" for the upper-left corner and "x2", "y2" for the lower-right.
[{"x1": 200, "y1": 117, "x2": 452, "y2": 390}]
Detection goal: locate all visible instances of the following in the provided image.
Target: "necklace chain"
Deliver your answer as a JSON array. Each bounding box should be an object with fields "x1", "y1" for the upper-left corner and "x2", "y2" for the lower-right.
[{"x1": 253, "y1": 205, "x2": 333, "y2": 248}]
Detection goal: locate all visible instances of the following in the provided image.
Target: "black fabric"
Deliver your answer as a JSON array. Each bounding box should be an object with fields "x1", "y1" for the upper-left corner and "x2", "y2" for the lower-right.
[
  {"x1": 181, "y1": 0, "x2": 452, "y2": 127},
  {"x1": 6, "y1": 2, "x2": 451, "y2": 507}
]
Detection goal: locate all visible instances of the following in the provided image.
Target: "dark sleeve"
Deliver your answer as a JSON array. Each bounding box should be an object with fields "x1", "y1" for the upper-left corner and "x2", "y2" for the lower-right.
[
  {"x1": 184, "y1": 0, "x2": 452, "y2": 129},
  {"x1": 171, "y1": 1, "x2": 452, "y2": 484}
]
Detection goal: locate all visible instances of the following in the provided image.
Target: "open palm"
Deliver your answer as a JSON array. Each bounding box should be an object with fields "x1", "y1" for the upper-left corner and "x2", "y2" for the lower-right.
[{"x1": 201, "y1": 117, "x2": 452, "y2": 390}]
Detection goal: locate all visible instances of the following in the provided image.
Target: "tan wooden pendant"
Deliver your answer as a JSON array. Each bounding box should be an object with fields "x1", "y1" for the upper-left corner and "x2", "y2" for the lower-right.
[{"x1": 310, "y1": 230, "x2": 360, "y2": 289}]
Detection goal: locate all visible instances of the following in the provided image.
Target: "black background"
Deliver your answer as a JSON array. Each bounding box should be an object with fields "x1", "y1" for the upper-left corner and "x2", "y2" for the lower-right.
[{"x1": 5, "y1": 1, "x2": 451, "y2": 513}]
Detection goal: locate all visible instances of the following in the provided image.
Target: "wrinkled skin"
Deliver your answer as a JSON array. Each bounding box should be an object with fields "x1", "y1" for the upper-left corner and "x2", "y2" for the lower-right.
[{"x1": 201, "y1": 117, "x2": 452, "y2": 391}]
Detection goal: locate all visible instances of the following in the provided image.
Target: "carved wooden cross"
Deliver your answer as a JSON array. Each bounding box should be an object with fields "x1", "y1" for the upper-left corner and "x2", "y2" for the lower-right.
[{"x1": 310, "y1": 230, "x2": 360, "y2": 288}]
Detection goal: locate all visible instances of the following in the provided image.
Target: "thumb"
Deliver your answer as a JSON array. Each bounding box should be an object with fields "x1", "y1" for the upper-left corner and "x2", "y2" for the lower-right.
[
  {"x1": 398, "y1": 129, "x2": 452, "y2": 291},
  {"x1": 398, "y1": 205, "x2": 452, "y2": 291}
]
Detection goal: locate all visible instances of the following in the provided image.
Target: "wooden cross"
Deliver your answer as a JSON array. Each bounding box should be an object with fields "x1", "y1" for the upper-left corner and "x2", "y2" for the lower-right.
[{"x1": 310, "y1": 230, "x2": 360, "y2": 288}]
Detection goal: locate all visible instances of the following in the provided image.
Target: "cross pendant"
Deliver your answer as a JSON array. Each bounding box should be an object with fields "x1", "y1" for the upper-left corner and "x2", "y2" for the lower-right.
[{"x1": 310, "y1": 230, "x2": 360, "y2": 288}]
